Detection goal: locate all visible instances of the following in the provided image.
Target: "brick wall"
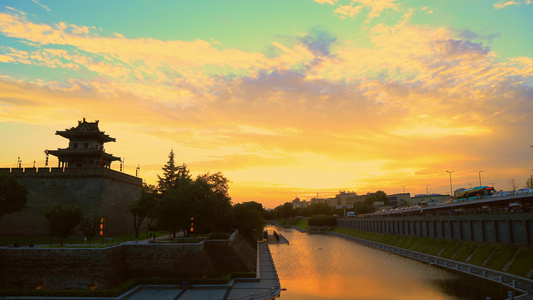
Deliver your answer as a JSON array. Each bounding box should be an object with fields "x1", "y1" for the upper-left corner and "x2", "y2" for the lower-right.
[{"x1": 0, "y1": 167, "x2": 141, "y2": 236}]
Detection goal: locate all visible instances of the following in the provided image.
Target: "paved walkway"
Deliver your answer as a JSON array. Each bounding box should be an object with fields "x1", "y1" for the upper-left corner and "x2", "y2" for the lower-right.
[{"x1": 123, "y1": 242, "x2": 281, "y2": 300}]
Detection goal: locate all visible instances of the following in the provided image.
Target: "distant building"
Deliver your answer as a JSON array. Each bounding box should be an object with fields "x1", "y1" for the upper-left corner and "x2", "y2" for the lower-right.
[
  {"x1": 388, "y1": 193, "x2": 411, "y2": 207},
  {"x1": 310, "y1": 197, "x2": 336, "y2": 207},
  {"x1": 334, "y1": 191, "x2": 357, "y2": 210},
  {"x1": 291, "y1": 197, "x2": 309, "y2": 208},
  {"x1": 0, "y1": 119, "x2": 142, "y2": 237}
]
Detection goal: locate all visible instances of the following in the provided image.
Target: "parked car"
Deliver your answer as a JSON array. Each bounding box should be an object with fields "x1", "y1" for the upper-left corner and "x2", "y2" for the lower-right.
[{"x1": 516, "y1": 188, "x2": 533, "y2": 194}]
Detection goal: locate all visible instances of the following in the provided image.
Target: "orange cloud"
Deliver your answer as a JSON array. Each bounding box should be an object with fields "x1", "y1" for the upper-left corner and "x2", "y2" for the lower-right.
[{"x1": 1, "y1": 8, "x2": 532, "y2": 207}]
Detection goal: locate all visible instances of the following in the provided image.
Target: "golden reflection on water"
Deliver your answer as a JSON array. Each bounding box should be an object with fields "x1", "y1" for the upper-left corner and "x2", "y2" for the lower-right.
[{"x1": 270, "y1": 227, "x2": 456, "y2": 300}]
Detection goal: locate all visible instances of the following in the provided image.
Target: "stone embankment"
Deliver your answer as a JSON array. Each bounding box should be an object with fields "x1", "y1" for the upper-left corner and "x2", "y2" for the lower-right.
[{"x1": 0, "y1": 231, "x2": 255, "y2": 290}]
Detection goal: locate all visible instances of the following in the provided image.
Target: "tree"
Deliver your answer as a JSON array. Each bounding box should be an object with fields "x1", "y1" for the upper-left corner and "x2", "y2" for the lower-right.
[
  {"x1": 157, "y1": 182, "x2": 194, "y2": 237},
  {"x1": 0, "y1": 174, "x2": 28, "y2": 220},
  {"x1": 375, "y1": 191, "x2": 389, "y2": 205},
  {"x1": 233, "y1": 201, "x2": 264, "y2": 241},
  {"x1": 509, "y1": 178, "x2": 519, "y2": 193},
  {"x1": 526, "y1": 176, "x2": 533, "y2": 189},
  {"x1": 128, "y1": 183, "x2": 159, "y2": 240},
  {"x1": 79, "y1": 215, "x2": 100, "y2": 245},
  {"x1": 366, "y1": 191, "x2": 389, "y2": 205},
  {"x1": 354, "y1": 201, "x2": 375, "y2": 214},
  {"x1": 157, "y1": 149, "x2": 178, "y2": 193},
  {"x1": 308, "y1": 202, "x2": 333, "y2": 216},
  {"x1": 44, "y1": 204, "x2": 82, "y2": 246},
  {"x1": 308, "y1": 214, "x2": 337, "y2": 226},
  {"x1": 276, "y1": 202, "x2": 296, "y2": 219},
  {"x1": 192, "y1": 172, "x2": 233, "y2": 233}
]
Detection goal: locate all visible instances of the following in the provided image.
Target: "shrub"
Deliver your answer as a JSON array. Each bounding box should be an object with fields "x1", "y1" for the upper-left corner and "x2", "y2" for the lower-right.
[{"x1": 308, "y1": 215, "x2": 337, "y2": 226}]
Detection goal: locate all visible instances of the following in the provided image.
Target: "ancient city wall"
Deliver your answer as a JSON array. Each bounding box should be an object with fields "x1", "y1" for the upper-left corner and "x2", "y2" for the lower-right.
[
  {"x1": 337, "y1": 213, "x2": 533, "y2": 245},
  {"x1": 0, "y1": 232, "x2": 256, "y2": 290},
  {"x1": 0, "y1": 167, "x2": 142, "y2": 237},
  {"x1": 205, "y1": 232, "x2": 257, "y2": 273},
  {"x1": 0, "y1": 246, "x2": 127, "y2": 290},
  {"x1": 124, "y1": 242, "x2": 217, "y2": 279}
]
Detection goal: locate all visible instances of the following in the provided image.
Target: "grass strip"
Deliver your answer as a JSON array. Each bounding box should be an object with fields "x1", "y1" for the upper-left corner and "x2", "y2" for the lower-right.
[
  {"x1": 452, "y1": 242, "x2": 478, "y2": 262},
  {"x1": 426, "y1": 239, "x2": 448, "y2": 256},
  {"x1": 468, "y1": 244, "x2": 497, "y2": 266},
  {"x1": 484, "y1": 246, "x2": 519, "y2": 271},
  {"x1": 507, "y1": 248, "x2": 533, "y2": 277},
  {"x1": 439, "y1": 240, "x2": 461, "y2": 259}
]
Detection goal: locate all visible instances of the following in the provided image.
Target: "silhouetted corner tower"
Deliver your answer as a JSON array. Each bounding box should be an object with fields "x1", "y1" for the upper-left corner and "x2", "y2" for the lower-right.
[{"x1": 47, "y1": 118, "x2": 121, "y2": 168}]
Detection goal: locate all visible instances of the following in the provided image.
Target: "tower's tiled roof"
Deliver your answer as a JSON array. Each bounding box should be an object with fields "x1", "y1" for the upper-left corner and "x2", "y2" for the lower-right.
[{"x1": 56, "y1": 118, "x2": 116, "y2": 143}]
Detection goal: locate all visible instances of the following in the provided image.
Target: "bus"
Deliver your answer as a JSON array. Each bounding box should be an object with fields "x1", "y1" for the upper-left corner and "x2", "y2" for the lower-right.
[{"x1": 455, "y1": 186, "x2": 495, "y2": 202}]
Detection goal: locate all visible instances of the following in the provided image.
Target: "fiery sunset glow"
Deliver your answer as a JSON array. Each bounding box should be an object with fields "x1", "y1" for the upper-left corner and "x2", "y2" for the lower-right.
[{"x1": 1, "y1": 0, "x2": 532, "y2": 208}]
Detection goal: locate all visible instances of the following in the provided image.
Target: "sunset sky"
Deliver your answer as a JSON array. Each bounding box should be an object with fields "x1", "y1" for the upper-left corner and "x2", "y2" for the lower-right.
[{"x1": 1, "y1": 0, "x2": 532, "y2": 208}]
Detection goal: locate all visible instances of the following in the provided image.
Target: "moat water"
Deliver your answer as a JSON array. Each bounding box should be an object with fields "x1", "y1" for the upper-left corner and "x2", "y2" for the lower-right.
[{"x1": 269, "y1": 226, "x2": 513, "y2": 300}]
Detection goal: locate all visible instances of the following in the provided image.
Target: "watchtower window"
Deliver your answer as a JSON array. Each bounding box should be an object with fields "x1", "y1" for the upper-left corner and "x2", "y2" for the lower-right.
[{"x1": 84, "y1": 143, "x2": 89, "y2": 148}]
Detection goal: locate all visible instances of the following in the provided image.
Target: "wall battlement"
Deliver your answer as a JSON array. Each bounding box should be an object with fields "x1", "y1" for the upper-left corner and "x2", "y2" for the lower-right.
[{"x1": 0, "y1": 167, "x2": 142, "y2": 186}]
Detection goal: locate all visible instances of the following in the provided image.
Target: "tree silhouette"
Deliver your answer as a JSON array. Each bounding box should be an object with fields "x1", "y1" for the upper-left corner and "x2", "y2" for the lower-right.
[
  {"x1": 44, "y1": 204, "x2": 82, "y2": 246},
  {"x1": 0, "y1": 174, "x2": 28, "y2": 220},
  {"x1": 79, "y1": 215, "x2": 100, "y2": 245},
  {"x1": 157, "y1": 149, "x2": 178, "y2": 193},
  {"x1": 128, "y1": 182, "x2": 158, "y2": 239}
]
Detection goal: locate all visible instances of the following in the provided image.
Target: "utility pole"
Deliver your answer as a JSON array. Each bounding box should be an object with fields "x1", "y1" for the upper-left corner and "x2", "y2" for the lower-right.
[{"x1": 479, "y1": 170, "x2": 483, "y2": 186}]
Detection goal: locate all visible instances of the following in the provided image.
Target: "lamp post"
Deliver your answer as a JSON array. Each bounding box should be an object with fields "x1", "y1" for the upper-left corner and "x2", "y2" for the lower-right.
[
  {"x1": 426, "y1": 184, "x2": 429, "y2": 195},
  {"x1": 401, "y1": 185, "x2": 406, "y2": 193},
  {"x1": 446, "y1": 170, "x2": 454, "y2": 198},
  {"x1": 479, "y1": 170, "x2": 483, "y2": 186}
]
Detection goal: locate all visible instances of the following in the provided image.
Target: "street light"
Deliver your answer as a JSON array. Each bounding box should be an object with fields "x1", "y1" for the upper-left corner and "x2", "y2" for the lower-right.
[
  {"x1": 479, "y1": 170, "x2": 483, "y2": 186},
  {"x1": 426, "y1": 184, "x2": 430, "y2": 195},
  {"x1": 446, "y1": 170, "x2": 454, "y2": 198},
  {"x1": 401, "y1": 185, "x2": 406, "y2": 193}
]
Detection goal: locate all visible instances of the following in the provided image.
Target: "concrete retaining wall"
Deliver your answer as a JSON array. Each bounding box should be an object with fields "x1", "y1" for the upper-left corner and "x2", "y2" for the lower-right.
[{"x1": 337, "y1": 213, "x2": 533, "y2": 245}]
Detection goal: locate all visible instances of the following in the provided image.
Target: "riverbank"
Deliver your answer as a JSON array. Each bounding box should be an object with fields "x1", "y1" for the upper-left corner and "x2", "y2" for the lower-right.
[{"x1": 278, "y1": 219, "x2": 533, "y2": 297}]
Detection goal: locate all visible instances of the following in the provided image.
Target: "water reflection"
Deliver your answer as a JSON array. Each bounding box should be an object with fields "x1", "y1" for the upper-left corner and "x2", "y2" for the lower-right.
[{"x1": 269, "y1": 226, "x2": 510, "y2": 300}]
